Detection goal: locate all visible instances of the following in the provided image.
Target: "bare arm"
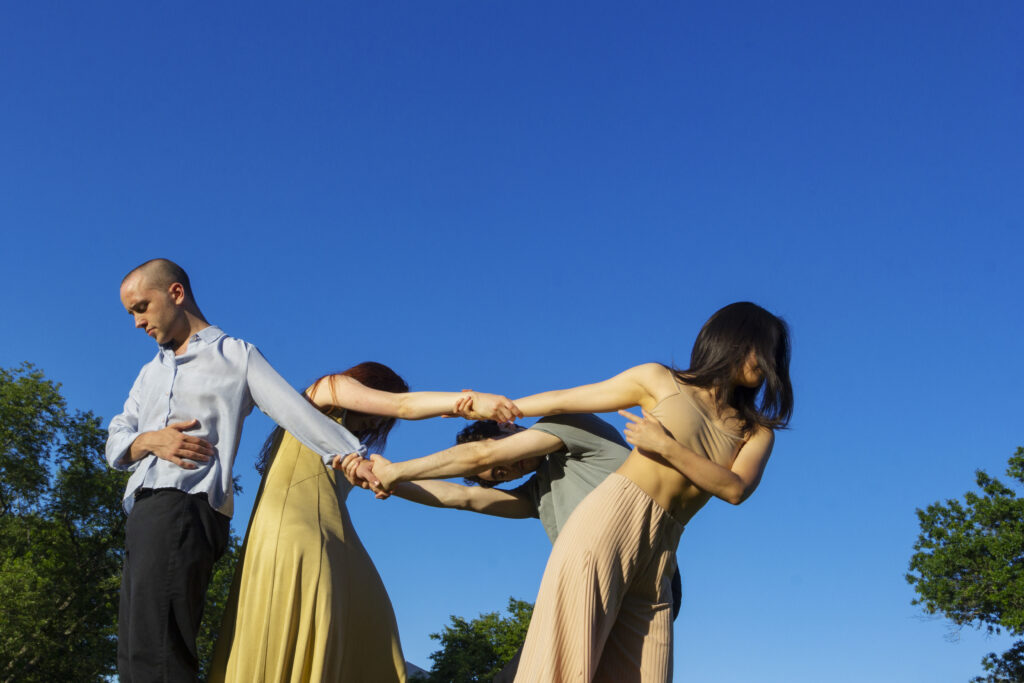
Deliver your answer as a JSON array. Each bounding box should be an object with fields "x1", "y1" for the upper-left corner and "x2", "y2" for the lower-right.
[
  {"x1": 390, "y1": 480, "x2": 536, "y2": 518},
  {"x1": 512, "y1": 363, "x2": 664, "y2": 417},
  {"x1": 376, "y1": 429, "x2": 563, "y2": 490},
  {"x1": 308, "y1": 375, "x2": 520, "y2": 422},
  {"x1": 621, "y1": 409, "x2": 775, "y2": 505}
]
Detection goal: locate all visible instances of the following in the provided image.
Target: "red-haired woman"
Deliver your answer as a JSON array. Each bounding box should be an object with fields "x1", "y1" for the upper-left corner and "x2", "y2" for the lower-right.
[{"x1": 210, "y1": 362, "x2": 518, "y2": 683}]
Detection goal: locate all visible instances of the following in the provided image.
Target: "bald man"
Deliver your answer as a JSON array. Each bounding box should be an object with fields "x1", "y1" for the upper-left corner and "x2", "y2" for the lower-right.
[{"x1": 107, "y1": 258, "x2": 365, "y2": 683}]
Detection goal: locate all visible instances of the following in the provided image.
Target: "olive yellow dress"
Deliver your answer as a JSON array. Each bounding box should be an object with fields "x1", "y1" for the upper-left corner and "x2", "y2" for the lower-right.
[{"x1": 210, "y1": 430, "x2": 406, "y2": 682}]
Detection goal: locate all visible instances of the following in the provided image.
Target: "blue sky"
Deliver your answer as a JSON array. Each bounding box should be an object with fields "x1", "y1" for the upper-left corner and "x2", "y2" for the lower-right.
[{"x1": 2, "y1": 2, "x2": 1022, "y2": 680}]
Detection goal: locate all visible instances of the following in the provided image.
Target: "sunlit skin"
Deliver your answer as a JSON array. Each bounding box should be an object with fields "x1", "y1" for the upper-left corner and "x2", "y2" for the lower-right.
[
  {"x1": 500, "y1": 359, "x2": 776, "y2": 526},
  {"x1": 339, "y1": 452, "x2": 543, "y2": 492},
  {"x1": 118, "y1": 268, "x2": 522, "y2": 472},
  {"x1": 333, "y1": 305, "x2": 790, "y2": 682},
  {"x1": 117, "y1": 269, "x2": 215, "y2": 468},
  {"x1": 341, "y1": 353, "x2": 774, "y2": 524},
  {"x1": 338, "y1": 422, "x2": 570, "y2": 522},
  {"x1": 339, "y1": 418, "x2": 563, "y2": 505},
  {"x1": 119, "y1": 271, "x2": 206, "y2": 355}
]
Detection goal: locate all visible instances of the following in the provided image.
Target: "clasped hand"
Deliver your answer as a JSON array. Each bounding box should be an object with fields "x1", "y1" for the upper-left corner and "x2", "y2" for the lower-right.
[
  {"x1": 334, "y1": 453, "x2": 394, "y2": 499},
  {"x1": 449, "y1": 391, "x2": 522, "y2": 423}
]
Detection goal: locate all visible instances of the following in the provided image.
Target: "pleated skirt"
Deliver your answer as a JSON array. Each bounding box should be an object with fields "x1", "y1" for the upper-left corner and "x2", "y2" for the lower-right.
[{"x1": 515, "y1": 473, "x2": 683, "y2": 683}]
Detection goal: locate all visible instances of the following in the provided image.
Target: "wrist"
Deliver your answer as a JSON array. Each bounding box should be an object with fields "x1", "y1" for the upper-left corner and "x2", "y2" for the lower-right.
[
  {"x1": 128, "y1": 433, "x2": 151, "y2": 462},
  {"x1": 648, "y1": 433, "x2": 675, "y2": 456},
  {"x1": 378, "y1": 463, "x2": 398, "y2": 490}
]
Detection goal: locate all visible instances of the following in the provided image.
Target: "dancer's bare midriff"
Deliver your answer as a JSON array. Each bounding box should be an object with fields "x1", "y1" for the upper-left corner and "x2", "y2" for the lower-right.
[{"x1": 617, "y1": 452, "x2": 713, "y2": 526}]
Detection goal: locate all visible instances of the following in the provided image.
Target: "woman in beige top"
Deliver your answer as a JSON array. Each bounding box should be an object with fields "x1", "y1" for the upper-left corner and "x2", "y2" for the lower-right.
[{"x1": 506, "y1": 301, "x2": 793, "y2": 682}]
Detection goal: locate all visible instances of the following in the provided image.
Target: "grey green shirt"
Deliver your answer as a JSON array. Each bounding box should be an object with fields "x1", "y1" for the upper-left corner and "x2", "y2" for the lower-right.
[{"x1": 510, "y1": 413, "x2": 630, "y2": 544}]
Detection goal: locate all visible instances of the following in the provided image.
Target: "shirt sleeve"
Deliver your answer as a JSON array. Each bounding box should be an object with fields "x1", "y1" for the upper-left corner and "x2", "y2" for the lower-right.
[
  {"x1": 245, "y1": 346, "x2": 366, "y2": 465},
  {"x1": 531, "y1": 413, "x2": 629, "y2": 455},
  {"x1": 105, "y1": 367, "x2": 147, "y2": 471}
]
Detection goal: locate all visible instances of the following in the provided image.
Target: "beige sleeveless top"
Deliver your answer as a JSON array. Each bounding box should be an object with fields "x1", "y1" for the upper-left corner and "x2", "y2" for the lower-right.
[{"x1": 648, "y1": 375, "x2": 744, "y2": 469}]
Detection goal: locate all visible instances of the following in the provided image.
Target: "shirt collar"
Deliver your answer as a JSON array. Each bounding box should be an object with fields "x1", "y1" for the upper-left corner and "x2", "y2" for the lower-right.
[
  {"x1": 192, "y1": 325, "x2": 225, "y2": 345},
  {"x1": 158, "y1": 325, "x2": 225, "y2": 361}
]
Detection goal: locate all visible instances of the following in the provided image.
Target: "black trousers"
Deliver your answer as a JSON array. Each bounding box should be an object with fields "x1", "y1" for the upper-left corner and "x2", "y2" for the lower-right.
[{"x1": 117, "y1": 489, "x2": 230, "y2": 683}]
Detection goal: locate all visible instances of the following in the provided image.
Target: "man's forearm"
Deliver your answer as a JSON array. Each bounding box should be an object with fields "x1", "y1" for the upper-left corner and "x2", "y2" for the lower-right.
[
  {"x1": 384, "y1": 441, "x2": 490, "y2": 488},
  {"x1": 126, "y1": 433, "x2": 152, "y2": 463},
  {"x1": 391, "y1": 481, "x2": 470, "y2": 510},
  {"x1": 392, "y1": 481, "x2": 535, "y2": 518}
]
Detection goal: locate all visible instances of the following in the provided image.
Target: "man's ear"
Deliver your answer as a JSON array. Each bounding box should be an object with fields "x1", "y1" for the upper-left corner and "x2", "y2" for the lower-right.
[{"x1": 168, "y1": 282, "x2": 186, "y2": 304}]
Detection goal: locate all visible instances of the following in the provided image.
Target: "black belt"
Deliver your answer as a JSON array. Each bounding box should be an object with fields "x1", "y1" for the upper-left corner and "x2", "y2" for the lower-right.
[{"x1": 134, "y1": 488, "x2": 210, "y2": 503}]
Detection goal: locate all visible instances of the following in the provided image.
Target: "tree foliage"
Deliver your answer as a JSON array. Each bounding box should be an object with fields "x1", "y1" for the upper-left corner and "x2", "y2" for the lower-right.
[
  {"x1": 0, "y1": 363, "x2": 128, "y2": 682},
  {"x1": 0, "y1": 363, "x2": 239, "y2": 682},
  {"x1": 907, "y1": 447, "x2": 1024, "y2": 683},
  {"x1": 415, "y1": 597, "x2": 533, "y2": 683}
]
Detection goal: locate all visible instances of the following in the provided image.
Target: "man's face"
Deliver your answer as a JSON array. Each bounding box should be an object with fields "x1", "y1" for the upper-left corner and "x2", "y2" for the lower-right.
[
  {"x1": 476, "y1": 455, "x2": 544, "y2": 484},
  {"x1": 120, "y1": 273, "x2": 186, "y2": 347}
]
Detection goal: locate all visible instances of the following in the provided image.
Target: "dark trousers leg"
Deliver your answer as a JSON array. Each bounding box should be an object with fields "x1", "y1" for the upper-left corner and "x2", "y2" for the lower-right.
[
  {"x1": 671, "y1": 565, "x2": 682, "y2": 620},
  {"x1": 494, "y1": 645, "x2": 523, "y2": 683},
  {"x1": 117, "y1": 490, "x2": 230, "y2": 683}
]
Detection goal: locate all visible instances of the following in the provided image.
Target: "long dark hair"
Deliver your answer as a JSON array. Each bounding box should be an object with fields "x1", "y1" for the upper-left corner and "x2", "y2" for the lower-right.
[
  {"x1": 673, "y1": 302, "x2": 793, "y2": 434},
  {"x1": 256, "y1": 361, "x2": 410, "y2": 475}
]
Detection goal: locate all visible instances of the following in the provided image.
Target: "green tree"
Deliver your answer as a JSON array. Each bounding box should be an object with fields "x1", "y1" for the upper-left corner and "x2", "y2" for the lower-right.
[
  {"x1": 0, "y1": 363, "x2": 240, "y2": 681},
  {"x1": 0, "y1": 363, "x2": 128, "y2": 682},
  {"x1": 416, "y1": 597, "x2": 533, "y2": 683},
  {"x1": 907, "y1": 447, "x2": 1024, "y2": 683}
]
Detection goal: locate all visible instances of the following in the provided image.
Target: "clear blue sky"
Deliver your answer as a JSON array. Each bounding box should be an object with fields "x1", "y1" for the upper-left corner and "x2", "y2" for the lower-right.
[{"x1": 2, "y1": 2, "x2": 1022, "y2": 680}]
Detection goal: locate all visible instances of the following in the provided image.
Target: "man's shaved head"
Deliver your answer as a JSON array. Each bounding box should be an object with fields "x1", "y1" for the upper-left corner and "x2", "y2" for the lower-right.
[{"x1": 122, "y1": 258, "x2": 194, "y2": 301}]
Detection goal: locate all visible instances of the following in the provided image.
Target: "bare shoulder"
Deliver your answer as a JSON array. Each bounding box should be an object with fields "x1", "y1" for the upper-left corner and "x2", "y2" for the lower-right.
[
  {"x1": 630, "y1": 363, "x2": 681, "y2": 406},
  {"x1": 305, "y1": 373, "x2": 357, "y2": 402}
]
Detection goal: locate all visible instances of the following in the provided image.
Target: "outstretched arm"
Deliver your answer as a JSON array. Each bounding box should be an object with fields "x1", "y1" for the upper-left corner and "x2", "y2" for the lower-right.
[
  {"x1": 390, "y1": 480, "x2": 536, "y2": 518},
  {"x1": 338, "y1": 430, "x2": 564, "y2": 491},
  {"x1": 247, "y1": 347, "x2": 364, "y2": 464},
  {"x1": 308, "y1": 375, "x2": 520, "y2": 422},
  {"x1": 621, "y1": 409, "x2": 775, "y2": 505},
  {"x1": 511, "y1": 363, "x2": 664, "y2": 417}
]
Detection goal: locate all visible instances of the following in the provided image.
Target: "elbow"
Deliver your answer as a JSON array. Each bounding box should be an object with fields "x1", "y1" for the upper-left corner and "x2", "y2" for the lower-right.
[
  {"x1": 454, "y1": 495, "x2": 477, "y2": 512},
  {"x1": 469, "y1": 441, "x2": 498, "y2": 470},
  {"x1": 393, "y1": 396, "x2": 416, "y2": 420},
  {"x1": 723, "y1": 484, "x2": 751, "y2": 506},
  {"x1": 443, "y1": 486, "x2": 476, "y2": 511}
]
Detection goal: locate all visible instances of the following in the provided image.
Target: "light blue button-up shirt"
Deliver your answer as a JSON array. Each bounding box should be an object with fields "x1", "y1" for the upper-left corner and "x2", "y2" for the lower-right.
[{"x1": 106, "y1": 325, "x2": 365, "y2": 516}]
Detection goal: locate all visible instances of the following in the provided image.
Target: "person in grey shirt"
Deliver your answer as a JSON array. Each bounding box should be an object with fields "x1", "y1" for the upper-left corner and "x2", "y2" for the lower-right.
[
  {"x1": 354, "y1": 414, "x2": 629, "y2": 544},
  {"x1": 342, "y1": 413, "x2": 681, "y2": 680},
  {"x1": 108, "y1": 258, "x2": 366, "y2": 683}
]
